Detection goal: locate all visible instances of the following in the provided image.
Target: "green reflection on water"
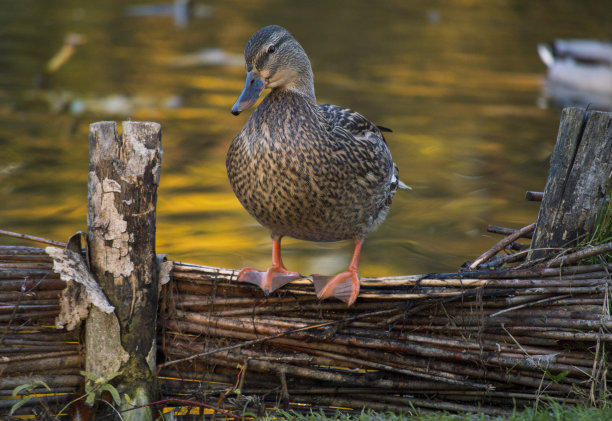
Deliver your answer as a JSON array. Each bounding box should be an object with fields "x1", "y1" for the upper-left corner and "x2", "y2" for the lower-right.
[{"x1": 1, "y1": 1, "x2": 610, "y2": 275}]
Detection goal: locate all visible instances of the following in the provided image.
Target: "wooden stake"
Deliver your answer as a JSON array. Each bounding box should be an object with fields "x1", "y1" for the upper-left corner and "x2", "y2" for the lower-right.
[
  {"x1": 530, "y1": 108, "x2": 612, "y2": 260},
  {"x1": 87, "y1": 121, "x2": 161, "y2": 420}
]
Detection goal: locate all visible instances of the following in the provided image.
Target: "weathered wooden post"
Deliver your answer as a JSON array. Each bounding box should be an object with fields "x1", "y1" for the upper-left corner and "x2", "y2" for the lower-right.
[
  {"x1": 86, "y1": 121, "x2": 162, "y2": 419},
  {"x1": 529, "y1": 108, "x2": 612, "y2": 260}
]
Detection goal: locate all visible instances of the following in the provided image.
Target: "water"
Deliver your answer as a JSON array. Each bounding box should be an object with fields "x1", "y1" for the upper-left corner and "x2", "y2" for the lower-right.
[{"x1": 1, "y1": 1, "x2": 611, "y2": 277}]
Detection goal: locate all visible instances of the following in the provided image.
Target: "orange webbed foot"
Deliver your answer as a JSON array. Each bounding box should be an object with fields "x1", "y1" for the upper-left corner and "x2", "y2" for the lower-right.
[
  {"x1": 239, "y1": 266, "x2": 301, "y2": 295},
  {"x1": 313, "y1": 269, "x2": 360, "y2": 306}
]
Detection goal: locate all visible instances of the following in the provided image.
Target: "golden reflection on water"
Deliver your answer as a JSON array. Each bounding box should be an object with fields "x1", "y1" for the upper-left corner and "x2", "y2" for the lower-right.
[{"x1": 0, "y1": 0, "x2": 610, "y2": 276}]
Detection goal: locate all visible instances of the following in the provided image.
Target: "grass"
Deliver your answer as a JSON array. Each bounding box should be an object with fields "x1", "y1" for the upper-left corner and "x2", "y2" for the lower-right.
[
  {"x1": 579, "y1": 196, "x2": 612, "y2": 264},
  {"x1": 261, "y1": 402, "x2": 612, "y2": 421}
]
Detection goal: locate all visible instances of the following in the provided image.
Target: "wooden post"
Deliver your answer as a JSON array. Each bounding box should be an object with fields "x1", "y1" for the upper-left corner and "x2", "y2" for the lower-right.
[
  {"x1": 86, "y1": 121, "x2": 162, "y2": 419},
  {"x1": 529, "y1": 108, "x2": 612, "y2": 260}
]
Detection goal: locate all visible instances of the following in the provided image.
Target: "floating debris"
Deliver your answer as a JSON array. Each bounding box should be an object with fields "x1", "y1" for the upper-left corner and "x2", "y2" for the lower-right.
[
  {"x1": 25, "y1": 90, "x2": 182, "y2": 115},
  {"x1": 34, "y1": 33, "x2": 86, "y2": 88},
  {"x1": 172, "y1": 48, "x2": 244, "y2": 68},
  {"x1": 125, "y1": 0, "x2": 212, "y2": 28}
]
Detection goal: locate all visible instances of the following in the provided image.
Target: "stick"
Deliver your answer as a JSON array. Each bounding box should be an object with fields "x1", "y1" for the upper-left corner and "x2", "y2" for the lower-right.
[
  {"x1": 481, "y1": 249, "x2": 530, "y2": 269},
  {"x1": 487, "y1": 225, "x2": 534, "y2": 239},
  {"x1": 525, "y1": 191, "x2": 544, "y2": 201},
  {"x1": 547, "y1": 242, "x2": 612, "y2": 267},
  {"x1": 488, "y1": 295, "x2": 572, "y2": 317},
  {"x1": 470, "y1": 223, "x2": 536, "y2": 270},
  {"x1": 0, "y1": 229, "x2": 66, "y2": 247}
]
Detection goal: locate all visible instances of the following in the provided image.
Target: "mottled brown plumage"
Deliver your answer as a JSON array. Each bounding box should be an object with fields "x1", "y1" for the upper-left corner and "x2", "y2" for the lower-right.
[{"x1": 227, "y1": 25, "x2": 405, "y2": 305}]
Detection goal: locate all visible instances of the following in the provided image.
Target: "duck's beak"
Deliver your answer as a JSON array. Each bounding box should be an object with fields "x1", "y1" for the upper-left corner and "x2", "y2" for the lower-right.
[{"x1": 231, "y1": 71, "x2": 267, "y2": 115}]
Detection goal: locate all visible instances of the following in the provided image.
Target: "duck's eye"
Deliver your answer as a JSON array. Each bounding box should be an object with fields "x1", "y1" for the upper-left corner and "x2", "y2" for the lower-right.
[{"x1": 267, "y1": 45, "x2": 276, "y2": 54}]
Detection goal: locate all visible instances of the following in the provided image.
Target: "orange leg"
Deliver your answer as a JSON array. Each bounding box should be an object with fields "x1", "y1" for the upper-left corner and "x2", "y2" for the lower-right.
[
  {"x1": 238, "y1": 235, "x2": 301, "y2": 295},
  {"x1": 313, "y1": 240, "x2": 363, "y2": 306}
]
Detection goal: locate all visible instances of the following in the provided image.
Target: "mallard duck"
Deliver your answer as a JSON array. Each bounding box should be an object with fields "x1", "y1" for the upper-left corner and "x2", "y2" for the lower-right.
[
  {"x1": 227, "y1": 25, "x2": 406, "y2": 306},
  {"x1": 538, "y1": 39, "x2": 612, "y2": 110}
]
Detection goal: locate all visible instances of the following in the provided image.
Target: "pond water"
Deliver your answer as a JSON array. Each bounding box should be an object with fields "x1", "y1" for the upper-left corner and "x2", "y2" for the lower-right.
[{"x1": 1, "y1": 1, "x2": 611, "y2": 277}]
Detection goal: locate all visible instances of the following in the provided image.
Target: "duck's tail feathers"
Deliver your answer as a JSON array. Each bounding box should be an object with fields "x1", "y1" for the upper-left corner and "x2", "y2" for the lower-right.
[
  {"x1": 538, "y1": 43, "x2": 555, "y2": 68},
  {"x1": 398, "y1": 180, "x2": 412, "y2": 190}
]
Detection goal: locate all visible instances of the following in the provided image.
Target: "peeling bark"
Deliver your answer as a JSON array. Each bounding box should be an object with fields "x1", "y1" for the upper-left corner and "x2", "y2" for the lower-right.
[
  {"x1": 158, "y1": 255, "x2": 173, "y2": 286},
  {"x1": 46, "y1": 246, "x2": 114, "y2": 331}
]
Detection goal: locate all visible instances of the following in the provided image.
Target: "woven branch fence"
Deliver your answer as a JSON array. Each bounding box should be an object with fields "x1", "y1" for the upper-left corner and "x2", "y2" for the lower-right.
[
  {"x1": 0, "y1": 246, "x2": 81, "y2": 417},
  {"x1": 3, "y1": 225, "x2": 609, "y2": 418},
  {"x1": 158, "y1": 224, "x2": 612, "y2": 417}
]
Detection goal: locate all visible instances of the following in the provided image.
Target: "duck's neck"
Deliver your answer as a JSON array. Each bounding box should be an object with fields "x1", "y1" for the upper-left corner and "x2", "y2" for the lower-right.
[
  {"x1": 272, "y1": 67, "x2": 316, "y2": 105},
  {"x1": 293, "y1": 67, "x2": 316, "y2": 104}
]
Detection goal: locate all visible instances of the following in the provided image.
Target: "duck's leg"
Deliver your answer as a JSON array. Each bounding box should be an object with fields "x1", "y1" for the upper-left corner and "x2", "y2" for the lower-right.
[
  {"x1": 238, "y1": 235, "x2": 301, "y2": 295},
  {"x1": 313, "y1": 240, "x2": 363, "y2": 306}
]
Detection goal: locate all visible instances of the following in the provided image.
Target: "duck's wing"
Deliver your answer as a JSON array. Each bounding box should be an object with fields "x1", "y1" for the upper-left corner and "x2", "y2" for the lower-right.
[
  {"x1": 317, "y1": 103, "x2": 390, "y2": 142},
  {"x1": 316, "y1": 103, "x2": 410, "y2": 192}
]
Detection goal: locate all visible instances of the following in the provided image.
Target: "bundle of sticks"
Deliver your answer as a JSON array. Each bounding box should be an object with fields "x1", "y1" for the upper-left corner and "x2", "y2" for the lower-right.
[{"x1": 159, "y1": 221, "x2": 612, "y2": 416}]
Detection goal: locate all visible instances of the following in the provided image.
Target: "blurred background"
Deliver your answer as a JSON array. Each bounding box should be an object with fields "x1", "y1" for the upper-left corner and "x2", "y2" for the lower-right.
[{"x1": 1, "y1": 0, "x2": 611, "y2": 277}]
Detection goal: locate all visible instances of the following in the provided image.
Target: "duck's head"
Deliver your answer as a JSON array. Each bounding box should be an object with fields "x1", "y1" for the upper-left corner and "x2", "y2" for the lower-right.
[{"x1": 231, "y1": 25, "x2": 315, "y2": 115}]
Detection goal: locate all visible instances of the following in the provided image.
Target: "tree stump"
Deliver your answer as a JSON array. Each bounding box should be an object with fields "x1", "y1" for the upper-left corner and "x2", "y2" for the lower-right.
[
  {"x1": 86, "y1": 121, "x2": 162, "y2": 419},
  {"x1": 529, "y1": 108, "x2": 612, "y2": 260}
]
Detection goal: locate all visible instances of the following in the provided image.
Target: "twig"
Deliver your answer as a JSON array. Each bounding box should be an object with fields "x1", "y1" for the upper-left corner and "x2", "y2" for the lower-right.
[
  {"x1": 525, "y1": 191, "x2": 544, "y2": 202},
  {"x1": 0, "y1": 229, "x2": 66, "y2": 247},
  {"x1": 488, "y1": 295, "x2": 571, "y2": 317},
  {"x1": 547, "y1": 242, "x2": 612, "y2": 268},
  {"x1": 480, "y1": 249, "x2": 530, "y2": 269},
  {"x1": 487, "y1": 224, "x2": 534, "y2": 239},
  {"x1": 470, "y1": 223, "x2": 536, "y2": 270}
]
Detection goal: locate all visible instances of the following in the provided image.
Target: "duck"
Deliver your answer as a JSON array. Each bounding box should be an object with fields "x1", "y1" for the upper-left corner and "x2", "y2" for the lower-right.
[
  {"x1": 538, "y1": 39, "x2": 612, "y2": 110},
  {"x1": 227, "y1": 25, "x2": 407, "y2": 306}
]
